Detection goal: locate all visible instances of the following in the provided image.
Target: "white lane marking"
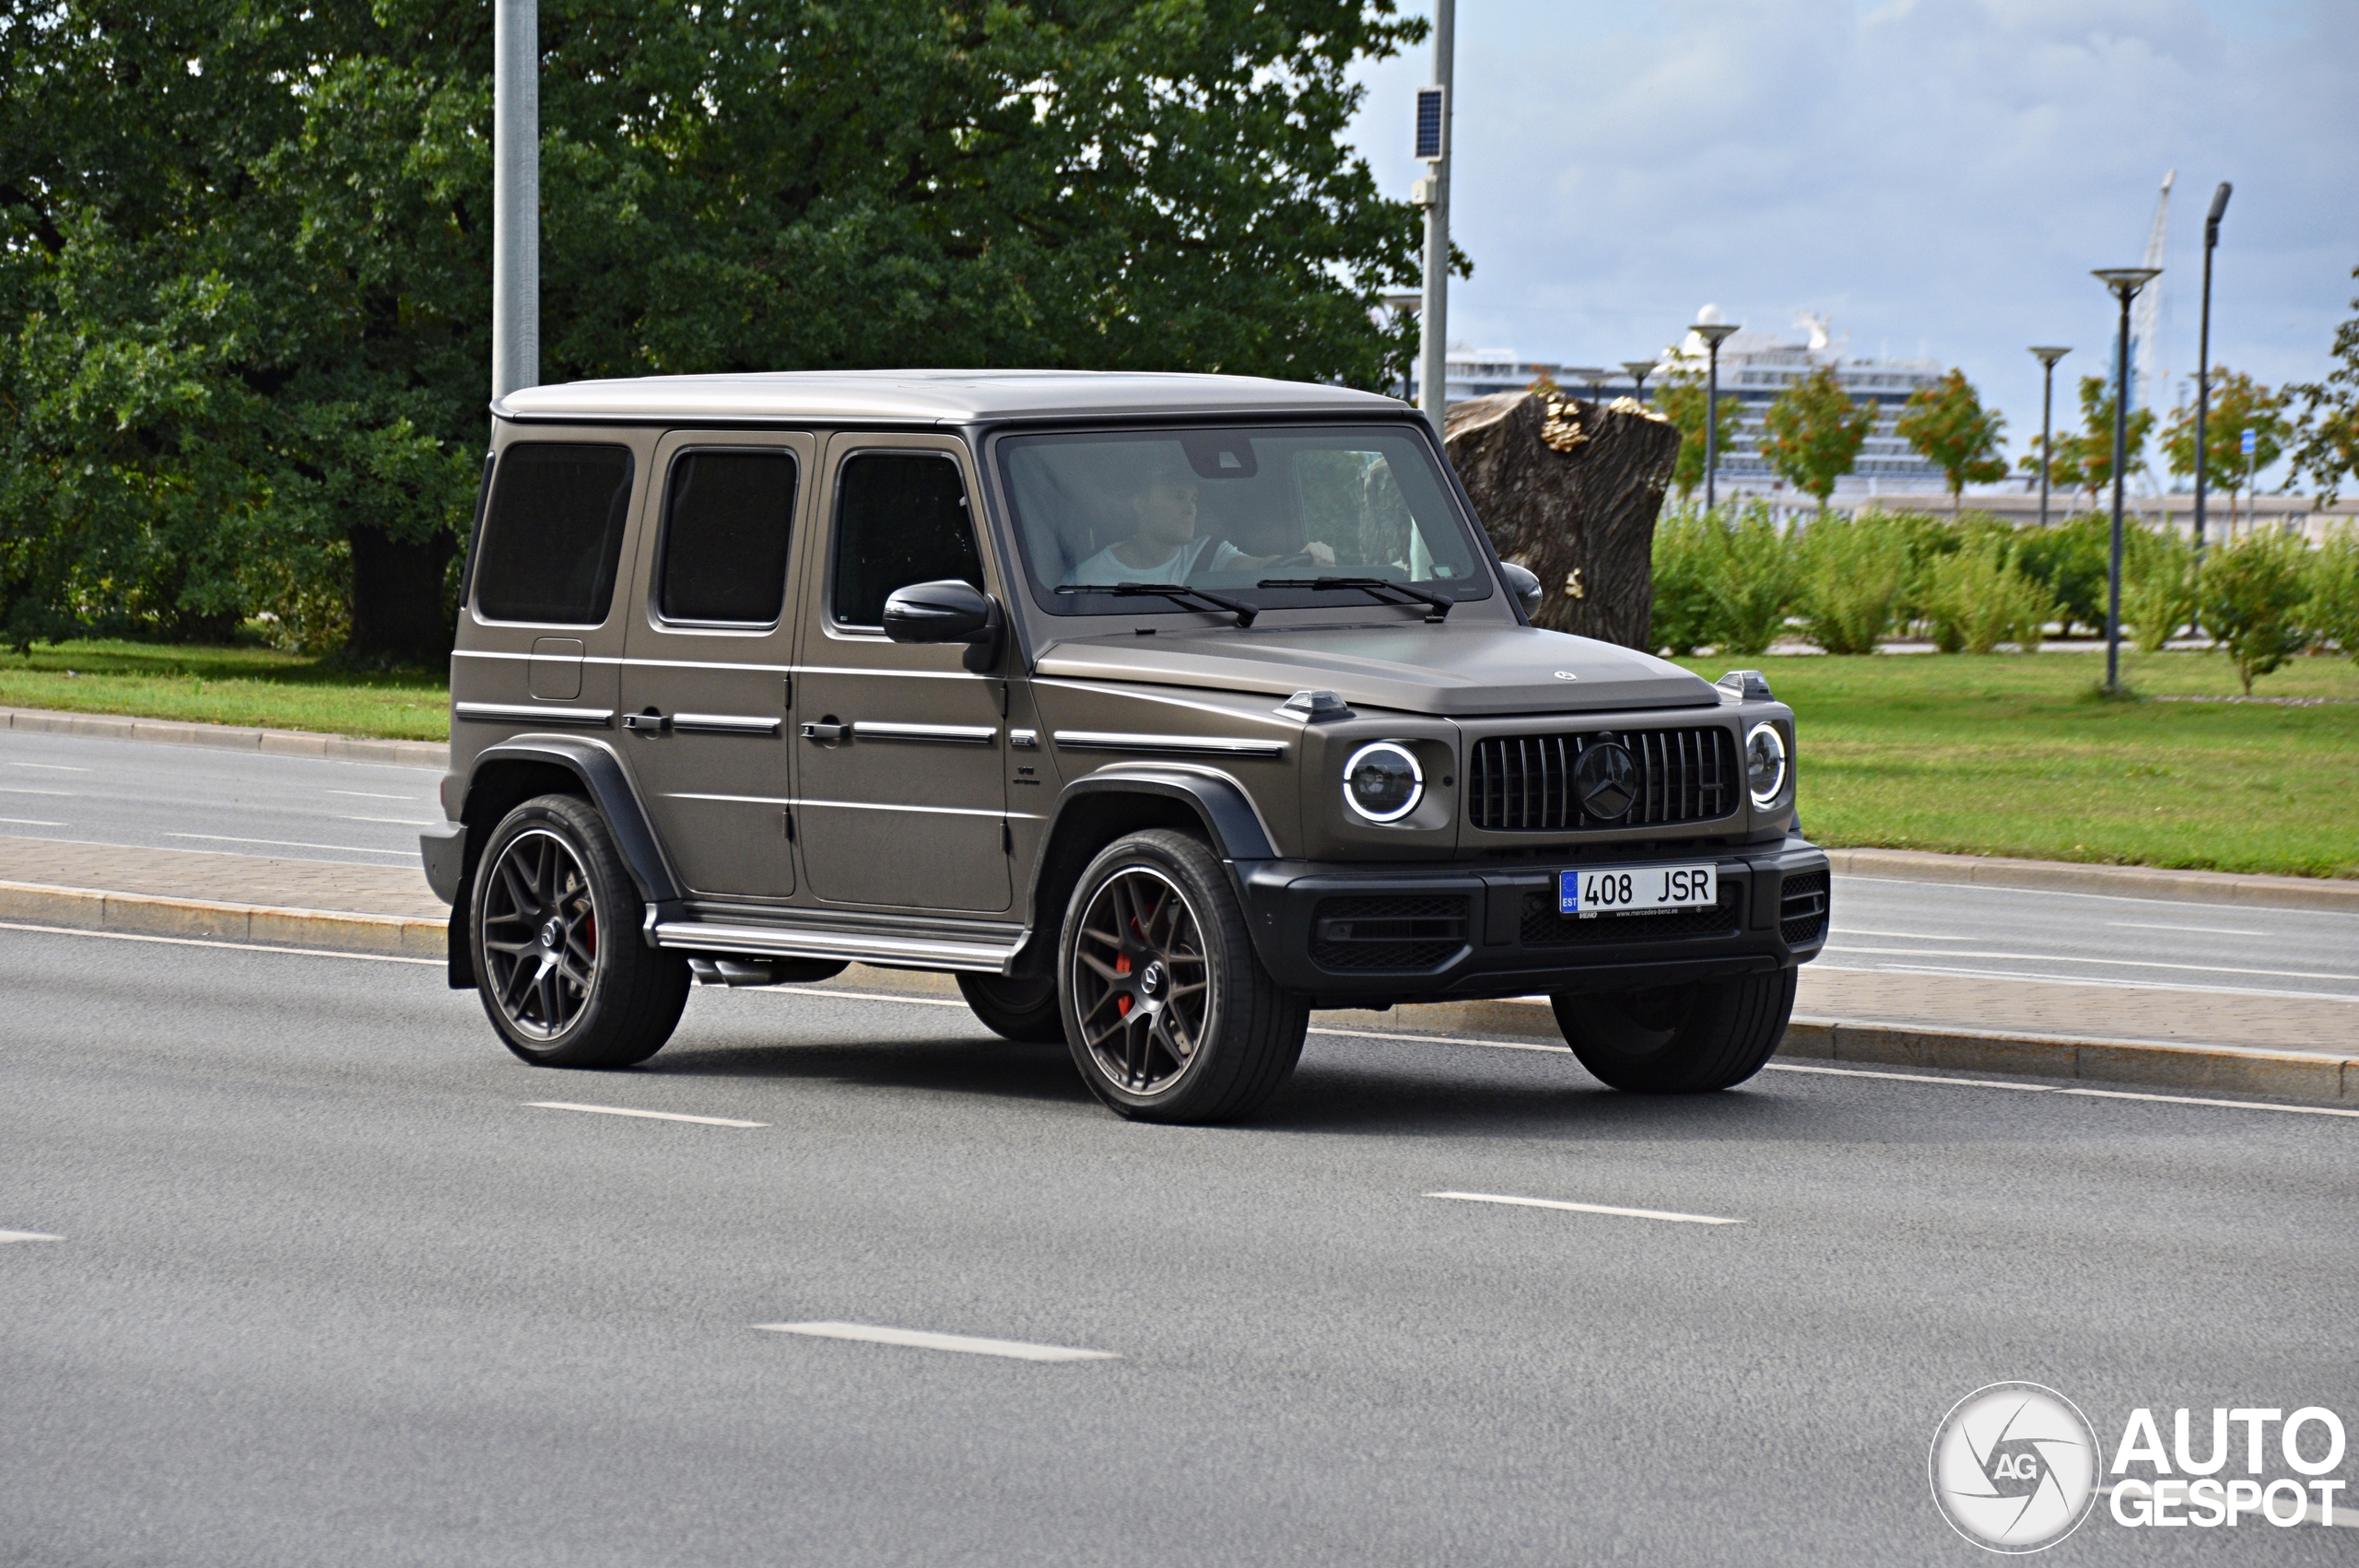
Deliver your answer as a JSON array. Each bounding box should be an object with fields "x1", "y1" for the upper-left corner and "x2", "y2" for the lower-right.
[
  {"x1": 1837, "y1": 872, "x2": 2359, "y2": 920},
  {"x1": 6, "y1": 762, "x2": 88, "y2": 772},
  {"x1": 2107, "y1": 920, "x2": 2268, "y2": 936},
  {"x1": 0, "y1": 1230, "x2": 65, "y2": 1244},
  {"x1": 1426, "y1": 1190, "x2": 1743, "y2": 1225},
  {"x1": 1766, "y1": 1062, "x2": 2053, "y2": 1093},
  {"x1": 1831, "y1": 929, "x2": 1980, "y2": 941},
  {"x1": 0, "y1": 919, "x2": 440, "y2": 964},
  {"x1": 771, "y1": 985, "x2": 971, "y2": 1009},
  {"x1": 754, "y1": 1321, "x2": 1118, "y2": 1362},
  {"x1": 1812, "y1": 960, "x2": 2359, "y2": 1006},
  {"x1": 525, "y1": 1101, "x2": 767, "y2": 1129},
  {"x1": 0, "y1": 817, "x2": 65, "y2": 826},
  {"x1": 1313, "y1": 1024, "x2": 1566, "y2": 1052},
  {"x1": 164, "y1": 832, "x2": 415, "y2": 856},
  {"x1": 1763, "y1": 1062, "x2": 2359, "y2": 1118},
  {"x1": 0, "y1": 787, "x2": 72, "y2": 796},
  {"x1": 336, "y1": 815, "x2": 439, "y2": 826},
  {"x1": 325, "y1": 790, "x2": 422, "y2": 800},
  {"x1": 1824, "y1": 942, "x2": 2356, "y2": 985}
]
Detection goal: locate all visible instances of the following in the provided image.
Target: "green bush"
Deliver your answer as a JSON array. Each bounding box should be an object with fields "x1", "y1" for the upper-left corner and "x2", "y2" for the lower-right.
[
  {"x1": 2014, "y1": 512, "x2": 2112, "y2": 637},
  {"x1": 1922, "y1": 540, "x2": 2056, "y2": 654},
  {"x1": 2305, "y1": 525, "x2": 2359, "y2": 659},
  {"x1": 1649, "y1": 505, "x2": 1720, "y2": 657},
  {"x1": 2201, "y1": 528, "x2": 2313, "y2": 693},
  {"x1": 1799, "y1": 510, "x2": 1911, "y2": 654},
  {"x1": 1709, "y1": 502, "x2": 1800, "y2": 655},
  {"x1": 2121, "y1": 522, "x2": 2200, "y2": 653}
]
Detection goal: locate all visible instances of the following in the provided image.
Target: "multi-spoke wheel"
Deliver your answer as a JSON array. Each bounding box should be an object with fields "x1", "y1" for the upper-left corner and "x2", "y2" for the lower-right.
[
  {"x1": 468, "y1": 794, "x2": 689, "y2": 1069},
  {"x1": 1058, "y1": 829, "x2": 1307, "y2": 1123}
]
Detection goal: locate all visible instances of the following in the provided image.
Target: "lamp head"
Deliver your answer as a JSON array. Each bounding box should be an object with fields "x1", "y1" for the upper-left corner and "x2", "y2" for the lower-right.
[
  {"x1": 2092, "y1": 267, "x2": 2161, "y2": 300},
  {"x1": 2205, "y1": 181, "x2": 2232, "y2": 243},
  {"x1": 1693, "y1": 322, "x2": 1741, "y2": 347},
  {"x1": 2030, "y1": 345, "x2": 2071, "y2": 369},
  {"x1": 1621, "y1": 359, "x2": 1659, "y2": 380}
]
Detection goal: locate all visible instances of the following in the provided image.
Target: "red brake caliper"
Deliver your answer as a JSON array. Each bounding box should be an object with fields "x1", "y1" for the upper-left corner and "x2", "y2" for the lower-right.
[{"x1": 1114, "y1": 954, "x2": 1132, "y2": 1017}]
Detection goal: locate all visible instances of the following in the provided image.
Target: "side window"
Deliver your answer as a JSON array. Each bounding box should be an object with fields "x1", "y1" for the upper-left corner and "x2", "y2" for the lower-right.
[
  {"x1": 830, "y1": 452, "x2": 982, "y2": 627},
  {"x1": 656, "y1": 450, "x2": 797, "y2": 626},
  {"x1": 474, "y1": 443, "x2": 635, "y2": 625}
]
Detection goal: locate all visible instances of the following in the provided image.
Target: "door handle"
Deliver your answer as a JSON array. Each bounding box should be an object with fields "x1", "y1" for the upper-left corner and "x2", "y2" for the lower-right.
[
  {"x1": 622, "y1": 711, "x2": 674, "y2": 735},
  {"x1": 799, "y1": 720, "x2": 849, "y2": 743}
]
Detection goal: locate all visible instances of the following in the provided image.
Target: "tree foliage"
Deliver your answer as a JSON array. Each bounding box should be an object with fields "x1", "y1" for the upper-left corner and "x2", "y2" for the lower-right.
[
  {"x1": 2025, "y1": 374, "x2": 2154, "y2": 508},
  {"x1": 1654, "y1": 368, "x2": 1741, "y2": 501},
  {"x1": 2200, "y1": 528, "x2": 2312, "y2": 694},
  {"x1": 0, "y1": 0, "x2": 1431, "y2": 657},
  {"x1": 1895, "y1": 368, "x2": 2007, "y2": 512},
  {"x1": 2162, "y1": 368, "x2": 2289, "y2": 505},
  {"x1": 1759, "y1": 363, "x2": 1872, "y2": 511},
  {"x1": 2286, "y1": 263, "x2": 2359, "y2": 507}
]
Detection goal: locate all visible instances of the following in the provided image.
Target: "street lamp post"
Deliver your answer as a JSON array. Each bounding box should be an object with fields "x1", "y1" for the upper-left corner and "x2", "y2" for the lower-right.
[
  {"x1": 2192, "y1": 181, "x2": 2233, "y2": 557},
  {"x1": 1622, "y1": 360, "x2": 1658, "y2": 402},
  {"x1": 1413, "y1": 0, "x2": 1455, "y2": 438},
  {"x1": 492, "y1": 0, "x2": 538, "y2": 406},
  {"x1": 1693, "y1": 322, "x2": 1740, "y2": 511},
  {"x1": 2093, "y1": 268, "x2": 2161, "y2": 696},
  {"x1": 2029, "y1": 346, "x2": 2071, "y2": 530},
  {"x1": 1564, "y1": 368, "x2": 1609, "y2": 404}
]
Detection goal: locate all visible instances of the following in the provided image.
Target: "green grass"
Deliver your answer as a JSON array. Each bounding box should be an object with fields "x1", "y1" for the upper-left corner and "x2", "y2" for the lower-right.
[
  {"x1": 6, "y1": 638, "x2": 2355, "y2": 878},
  {"x1": 0, "y1": 640, "x2": 449, "y2": 742},
  {"x1": 1672, "y1": 648, "x2": 2359, "y2": 879}
]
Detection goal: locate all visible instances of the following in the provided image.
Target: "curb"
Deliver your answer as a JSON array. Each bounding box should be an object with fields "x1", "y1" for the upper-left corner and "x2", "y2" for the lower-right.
[
  {"x1": 0, "y1": 706, "x2": 446, "y2": 770},
  {"x1": 5, "y1": 877, "x2": 2351, "y2": 1108},
  {"x1": 1825, "y1": 847, "x2": 2359, "y2": 914}
]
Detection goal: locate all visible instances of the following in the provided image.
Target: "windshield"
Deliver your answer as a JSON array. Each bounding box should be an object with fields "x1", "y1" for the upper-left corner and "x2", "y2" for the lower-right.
[{"x1": 996, "y1": 426, "x2": 1493, "y2": 617}]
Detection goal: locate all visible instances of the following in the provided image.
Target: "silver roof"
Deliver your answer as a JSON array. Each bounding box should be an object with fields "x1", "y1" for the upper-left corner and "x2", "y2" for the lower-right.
[{"x1": 494, "y1": 369, "x2": 1410, "y2": 425}]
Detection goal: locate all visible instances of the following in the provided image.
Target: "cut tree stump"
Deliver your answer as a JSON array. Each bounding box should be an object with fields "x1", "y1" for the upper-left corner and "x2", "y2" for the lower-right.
[{"x1": 1443, "y1": 389, "x2": 1680, "y2": 649}]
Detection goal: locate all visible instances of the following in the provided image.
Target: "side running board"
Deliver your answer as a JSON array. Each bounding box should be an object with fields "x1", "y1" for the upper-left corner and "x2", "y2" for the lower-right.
[{"x1": 648, "y1": 919, "x2": 1022, "y2": 975}]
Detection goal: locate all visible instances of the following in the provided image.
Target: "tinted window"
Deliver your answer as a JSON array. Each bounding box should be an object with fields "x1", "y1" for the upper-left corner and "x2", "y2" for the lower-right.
[
  {"x1": 657, "y1": 450, "x2": 797, "y2": 625},
  {"x1": 831, "y1": 452, "x2": 981, "y2": 626},
  {"x1": 474, "y1": 444, "x2": 635, "y2": 624}
]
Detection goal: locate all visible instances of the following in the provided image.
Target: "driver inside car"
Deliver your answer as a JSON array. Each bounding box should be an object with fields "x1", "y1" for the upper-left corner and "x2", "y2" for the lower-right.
[{"x1": 1068, "y1": 457, "x2": 1335, "y2": 585}]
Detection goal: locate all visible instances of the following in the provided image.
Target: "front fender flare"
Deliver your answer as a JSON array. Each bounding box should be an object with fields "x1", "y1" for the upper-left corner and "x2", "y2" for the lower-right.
[
  {"x1": 461, "y1": 736, "x2": 681, "y2": 908},
  {"x1": 1042, "y1": 766, "x2": 1278, "y2": 864}
]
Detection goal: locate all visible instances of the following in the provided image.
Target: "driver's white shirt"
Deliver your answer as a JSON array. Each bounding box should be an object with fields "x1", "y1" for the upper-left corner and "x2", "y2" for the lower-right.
[{"x1": 1070, "y1": 535, "x2": 1250, "y2": 585}]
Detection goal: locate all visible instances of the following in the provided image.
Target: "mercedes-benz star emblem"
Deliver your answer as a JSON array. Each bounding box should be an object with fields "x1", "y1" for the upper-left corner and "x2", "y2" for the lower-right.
[{"x1": 1573, "y1": 741, "x2": 1637, "y2": 819}]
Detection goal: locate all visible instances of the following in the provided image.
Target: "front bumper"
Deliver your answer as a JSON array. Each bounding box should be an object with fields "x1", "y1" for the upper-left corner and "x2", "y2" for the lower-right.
[{"x1": 1233, "y1": 837, "x2": 1829, "y2": 1007}]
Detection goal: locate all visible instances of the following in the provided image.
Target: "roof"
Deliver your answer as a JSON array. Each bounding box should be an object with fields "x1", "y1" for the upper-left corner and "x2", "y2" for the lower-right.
[{"x1": 493, "y1": 369, "x2": 1410, "y2": 425}]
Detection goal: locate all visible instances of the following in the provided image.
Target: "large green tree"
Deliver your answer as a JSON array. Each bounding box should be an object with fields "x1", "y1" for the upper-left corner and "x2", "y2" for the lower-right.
[
  {"x1": 2286, "y1": 263, "x2": 2359, "y2": 506},
  {"x1": 1, "y1": 0, "x2": 1432, "y2": 659},
  {"x1": 1759, "y1": 363, "x2": 1872, "y2": 512},
  {"x1": 1655, "y1": 367, "x2": 1740, "y2": 501},
  {"x1": 1895, "y1": 368, "x2": 2007, "y2": 513},
  {"x1": 2162, "y1": 369, "x2": 2290, "y2": 526}
]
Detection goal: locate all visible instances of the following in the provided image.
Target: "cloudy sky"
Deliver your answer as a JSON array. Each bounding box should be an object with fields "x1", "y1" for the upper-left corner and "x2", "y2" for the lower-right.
[{"x1": 1344, "y1": 0, "x2": 2357, "y2": 483}]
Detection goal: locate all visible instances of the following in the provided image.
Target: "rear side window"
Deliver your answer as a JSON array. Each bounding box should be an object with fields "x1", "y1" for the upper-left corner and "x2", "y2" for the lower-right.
[
  {"x1": 657, "y1": 450, "x2": 797, "y2": 625},
  {"x1": 473, "y1": 443, "x2": 635, "y2": 625},
  {"x1": 830, "y1": 452, "x2": 981, "y2": 626}
]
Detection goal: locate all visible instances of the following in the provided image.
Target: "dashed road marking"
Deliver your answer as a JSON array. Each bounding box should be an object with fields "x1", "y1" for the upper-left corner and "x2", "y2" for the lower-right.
[
  {"x1": 1426, "y1": 1190, "x2": 1743, "y2": 1226},
  {"x1": 526, "y1": 1101, "x2": 768, "y2": 1129},
  {"x1": 755, "y1": 1321, "x2": 1118, "y2": 1362},
  {"x1": 0, "y1": 1231, "x2": 64, "y2": 1244}
]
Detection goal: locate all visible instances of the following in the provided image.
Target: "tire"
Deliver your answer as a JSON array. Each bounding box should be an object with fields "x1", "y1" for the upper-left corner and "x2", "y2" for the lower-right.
[
  {"x1": 1059, "y1": 829, "x2": 1307, "y2": 1124},
  {"x1": 957, "y1": 972, "x2": 1065, "y2": 1044},
  {"x1": 470, "y1": 793, "x2": 691, "y2": 1070},
  {"x1": 1550, "y1": 968, "x2": 1797, "y2": 1093}
]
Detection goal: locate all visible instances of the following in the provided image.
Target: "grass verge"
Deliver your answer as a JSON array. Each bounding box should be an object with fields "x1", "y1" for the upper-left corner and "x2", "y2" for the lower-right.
[{"x1": 0, "y1": 640, "x2": 447, "y2": 742}]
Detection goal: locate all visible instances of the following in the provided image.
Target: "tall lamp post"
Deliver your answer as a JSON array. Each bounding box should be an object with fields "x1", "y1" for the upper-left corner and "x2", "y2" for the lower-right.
[
  {"x1": 2029, "y1": 346, "x2": 2071, "y2": 530},
  {"x1": 2093, "y1": 268, "x2": 2161, "y2": 696},
  {"x1": 1623, "y1": 360, "x2": 1659, "y2": 402},
  {"x1": 1413, "y1": 0, "x2": 1455, "y2": 438},
  {"x1": 1693, "y1": 322, "x2": 1740, "y2": 510},
  {"x1": 2192, "y1": 181, "x2": 2233, "y2": 557},
  {"x1": 492, "y1": 0, "x2": 538, "y2": 407}
]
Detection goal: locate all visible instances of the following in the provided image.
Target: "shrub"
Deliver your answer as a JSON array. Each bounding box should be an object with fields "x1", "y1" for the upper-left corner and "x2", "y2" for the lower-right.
[
  {"x1": 2305, "y1": 525, "x2": 2359, "y2": 659},
  {"x1": 2121, "y1": 523, "x2": 2200, "y2": 653},
  {"x1": 1799, "y1": 510, "x2": 1910, "y2": 654},
  {"x1": 2014, "y1": 512, "x2": 2112, "y2": 637},
  {"x1": 1922, "y1": 540, "x2": 2057, "y2": 654},
  {"x1": 1649, "y1": 504, "x2": 1721, "y2": 656},
  {"x1": 2200, "y1": 528, "x2": 2313, "y2": 693},
  {"x1": 1707, "y1": 501, "x2": 1799, "y2": 655}
]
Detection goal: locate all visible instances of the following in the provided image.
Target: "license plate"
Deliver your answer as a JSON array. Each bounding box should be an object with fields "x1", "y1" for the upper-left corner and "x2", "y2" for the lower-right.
[{"x1": 1559, "y1": 863, "x2": 1717, "y2": 917}]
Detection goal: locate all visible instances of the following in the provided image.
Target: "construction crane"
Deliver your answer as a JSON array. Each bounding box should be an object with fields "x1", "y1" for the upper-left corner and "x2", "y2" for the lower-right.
[{"x1": 2131, "y1": 169, "x2": 2174, "y2": 415}]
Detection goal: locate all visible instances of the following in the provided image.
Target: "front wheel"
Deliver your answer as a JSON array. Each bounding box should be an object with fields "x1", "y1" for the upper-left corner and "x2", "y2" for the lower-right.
[
  {"x1": 1060, "y1": 829, "x2": 1306, "y2": 1123},
  {"x1": 1550, "y1": 968, "x2": 1797, "y2": 1093},
  {"x1": 957, "y1": 971, "x2": 1064, "y2": 1044}
]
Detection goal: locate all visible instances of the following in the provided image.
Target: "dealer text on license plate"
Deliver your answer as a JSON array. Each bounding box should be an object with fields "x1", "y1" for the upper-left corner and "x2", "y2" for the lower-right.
[{"x1": 1559, "y1": 863, "x2": 1717, "y2": 917}]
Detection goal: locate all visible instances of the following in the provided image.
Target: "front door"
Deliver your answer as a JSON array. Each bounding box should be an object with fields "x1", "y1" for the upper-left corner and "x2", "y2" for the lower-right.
[
  {"x1": 794, "y1": 435, "x2": 1010, "y2": 913},
  {"x1": 617, "y1": 431, "x2": 812, "y2": 901}
]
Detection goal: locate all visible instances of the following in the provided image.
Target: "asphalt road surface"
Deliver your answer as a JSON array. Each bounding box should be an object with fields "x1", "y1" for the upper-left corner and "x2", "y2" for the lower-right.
[
  {"x1": 5, "y1": 727, "x2": 2355, "y2": 1008},
  {"x1": 3, "y1": 923, "x2": 2353, "y2": 1564}
]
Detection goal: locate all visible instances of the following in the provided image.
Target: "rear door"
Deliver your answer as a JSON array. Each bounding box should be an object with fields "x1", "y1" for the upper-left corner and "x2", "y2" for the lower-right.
[
  {"x1": 616, "y1": 431, "x2": 812, "y2": 901},
  {"x1": 792, "y1": 434, "x2": 1011, "y2": 913}
]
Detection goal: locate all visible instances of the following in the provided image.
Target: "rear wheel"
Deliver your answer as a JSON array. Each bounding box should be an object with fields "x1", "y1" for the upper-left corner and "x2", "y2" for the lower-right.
[
  {"x1": 1060, "y1": 830, "x2": 1306, "y2": 1123},
  {"x1": 1550, "y1": 968, "x2": 1796, "y2": 1093},
  {"x1": 471, "y1": 793, "x2": 690, "y2": 1069},
  {"x1": 957, "y1": 972, "x2": 1064, "y2": 1044}
]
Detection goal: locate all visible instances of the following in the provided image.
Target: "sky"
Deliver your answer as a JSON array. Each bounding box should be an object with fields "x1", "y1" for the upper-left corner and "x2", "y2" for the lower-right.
[{"x1": 1344, "y1": 0, "x2": 2358, "y2": 486}]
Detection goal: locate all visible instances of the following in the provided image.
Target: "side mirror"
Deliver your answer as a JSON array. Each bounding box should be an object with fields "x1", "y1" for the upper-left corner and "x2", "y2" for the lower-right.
[
  {"x1": 1499, "y1": 561, "x2": 1543, "y2": 619},
  {"x1": 883, "y1": 579, "x2": 1003, "y2": 672}
]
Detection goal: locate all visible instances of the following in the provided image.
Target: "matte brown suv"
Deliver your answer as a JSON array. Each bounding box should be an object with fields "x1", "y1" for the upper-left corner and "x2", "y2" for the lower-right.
[{"x1": 422, "y1": 370, "x2": 1827, "y2": 1121}]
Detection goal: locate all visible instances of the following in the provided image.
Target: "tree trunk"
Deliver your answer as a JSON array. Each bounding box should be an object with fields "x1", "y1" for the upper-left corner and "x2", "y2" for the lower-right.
[
  {"x1": 346, "y1": 524, "x2": 457, "y2": 664},
  {"x1": 1443, "y1": 390, "x2": 1681, "y2": 649}
]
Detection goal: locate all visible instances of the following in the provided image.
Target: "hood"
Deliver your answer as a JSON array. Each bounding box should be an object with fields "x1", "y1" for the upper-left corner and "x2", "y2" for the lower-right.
[{"x1": 1031, "y1": 623, "x2": 1718, "y2": 717}]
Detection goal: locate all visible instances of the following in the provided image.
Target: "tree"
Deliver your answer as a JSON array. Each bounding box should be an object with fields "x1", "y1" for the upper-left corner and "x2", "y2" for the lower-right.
[
  {"x1": 2200, "y1": 529, "x2": 2311, "y2": 694},
  {"x1": 1655, "y1": 367, "x2": 1741, "y2": 501},
  {"x1": 1895, "y1": 369, "x2": 2008, "y2": 513},
  {"x1": 2045, "y1": 375, "x2": 2154, "y2": 509},
  {"x1": 2163, "y1": 369, "x2": 2290, "y2": 527},
  {"x1": 0, "y1": 0, "x2": 1434, "y2": 659},
  {"x1": 1759, "y1": 363, "x2": 1873, "y2": 512},
  {"x1": 2286, "y1": 263, "x2": 2359, "y2": 506}
]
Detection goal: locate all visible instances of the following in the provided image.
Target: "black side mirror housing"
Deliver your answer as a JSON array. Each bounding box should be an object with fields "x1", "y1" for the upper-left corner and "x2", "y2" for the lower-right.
[
  {"x1": 883, "y1": 579, "x2": 1003, "y2": 672},
  {"x1": 1499, "y1": 561, "x2": 1543, "y2": 619}
]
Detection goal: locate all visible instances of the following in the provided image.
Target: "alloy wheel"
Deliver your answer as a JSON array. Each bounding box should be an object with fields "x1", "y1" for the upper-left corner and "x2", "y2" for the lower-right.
[
  {"x1": 479, "y1": 827, "x2": 600, "y2": 1040},
  {"x1": 1071, "y1": 866, "x2": 1212, "y2": 1095}
]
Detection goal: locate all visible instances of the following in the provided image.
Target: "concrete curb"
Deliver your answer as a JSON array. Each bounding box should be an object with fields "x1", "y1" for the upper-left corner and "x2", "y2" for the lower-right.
[
  {"x1": 1825, "y1": 846, "x2": 2359, "y2": 913},
  {"x1": 0, "y1": 706, "x2": 446, "y2": 770},
  {"x1": 3, "y1": 877, "x2": 2350, "y2": 1108}
]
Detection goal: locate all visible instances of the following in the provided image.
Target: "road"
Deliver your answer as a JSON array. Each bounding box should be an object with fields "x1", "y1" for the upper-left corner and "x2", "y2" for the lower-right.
[
  {"x1": 5, "y1": 726, "x2": 2355, "y2": 1010},
  {"x1": 2, "y1": 923, "x2": 2353, "y2": 1564}
]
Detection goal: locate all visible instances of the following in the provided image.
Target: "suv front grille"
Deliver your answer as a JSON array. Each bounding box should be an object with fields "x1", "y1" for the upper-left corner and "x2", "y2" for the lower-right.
[
  {"x1": 1778, "y1": 870, "x2": 1830, "y2": 945},
  {"x1": 1519, "y1": 888, "x2": 1743, "y2": 947},
  {"x1": 1311, "y1": 895, "x2": 1470, "y2": 972},
  {"x1": 1468, "y1": 727, "x2": 1738, "y2": 832}
]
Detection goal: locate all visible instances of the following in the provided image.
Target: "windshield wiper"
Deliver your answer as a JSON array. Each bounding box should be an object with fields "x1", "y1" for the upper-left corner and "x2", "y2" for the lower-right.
[
  {"x1": 1055, "y1": 581, "x2": 1258, "y2": 627},
  {"x1": 1256, "y1": 576, "x2": 1454, "y2": 622}
]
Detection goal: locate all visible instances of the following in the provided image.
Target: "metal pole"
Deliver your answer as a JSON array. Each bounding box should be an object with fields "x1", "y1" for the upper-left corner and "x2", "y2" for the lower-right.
[
  {"x1": 1704, "y1": 338, "x2": 1721, "y2": 511},
  {"x1": 492, "y1": 0, "x2": 539, "y2": 406},
  {"x1": 2038, "y1": 362, "x2": 2055, "y2": 529},
  {"x1": 1415, "y1": 0, "x2": 1454, "y2": 439},
  {"x1": 2107, "y1": 288, "x2": 2132, "y2": 693},
  {"x1": 2193, "y1": 183, "x2": 2230, "y2": 558}
]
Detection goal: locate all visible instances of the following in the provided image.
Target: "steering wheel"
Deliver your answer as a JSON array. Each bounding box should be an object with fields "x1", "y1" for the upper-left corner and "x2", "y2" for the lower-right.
[{"x1": 1268, "y1": 551, "x2": 1323, "y2": 569}]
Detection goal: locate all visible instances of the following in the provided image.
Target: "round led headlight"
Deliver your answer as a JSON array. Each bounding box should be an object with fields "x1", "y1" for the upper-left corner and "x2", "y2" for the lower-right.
[
  {"x1": 1744, "y1": 722, "x2": 1789, "y2": 807},
  {"x1": 1343, "y1": 741, "x2": 1424, "y2": 824}
]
